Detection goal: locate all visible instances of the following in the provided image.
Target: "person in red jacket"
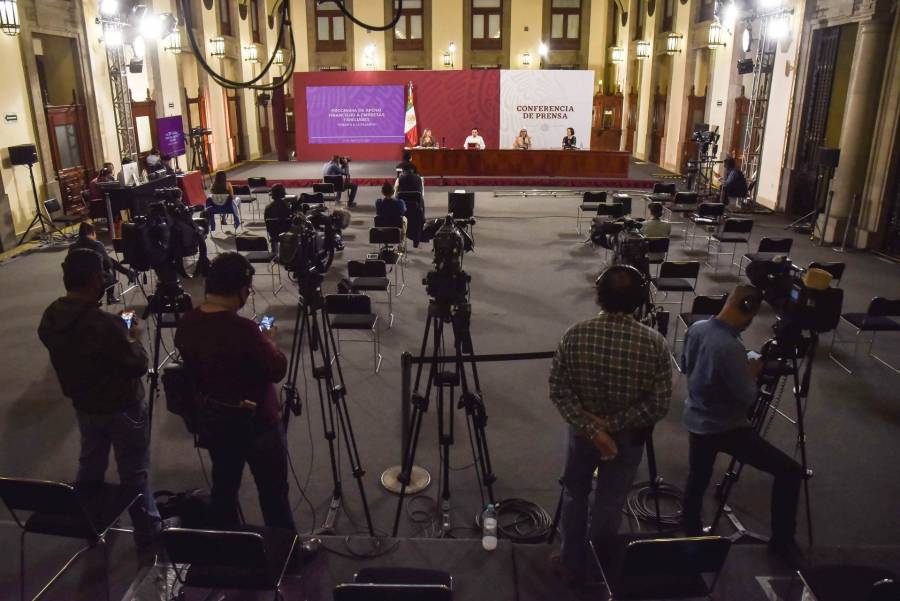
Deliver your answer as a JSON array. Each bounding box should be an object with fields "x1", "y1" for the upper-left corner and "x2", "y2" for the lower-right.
[{"x1": 174, "y1": 253, "x2": 295, "y2": 530}]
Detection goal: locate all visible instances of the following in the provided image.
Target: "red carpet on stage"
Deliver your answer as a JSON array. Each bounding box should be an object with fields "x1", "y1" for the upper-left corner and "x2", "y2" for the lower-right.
[{"x1": 230, "y1": 177, "x2": 656, "y2": 189}]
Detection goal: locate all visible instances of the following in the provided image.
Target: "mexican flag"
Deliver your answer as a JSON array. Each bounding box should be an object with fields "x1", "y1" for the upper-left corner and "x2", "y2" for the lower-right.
[{"x1": 404, "y1": 81, "x2": 418, "y2": 147}]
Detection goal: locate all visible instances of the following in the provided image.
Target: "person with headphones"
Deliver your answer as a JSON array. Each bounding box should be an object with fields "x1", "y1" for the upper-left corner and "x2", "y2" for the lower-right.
[
  {"x1": 549, "y1": 265, "x2": 672, "y2": 587},
  {"x1": 681, "y1": 285, "x2": 803, "y2": 559}
]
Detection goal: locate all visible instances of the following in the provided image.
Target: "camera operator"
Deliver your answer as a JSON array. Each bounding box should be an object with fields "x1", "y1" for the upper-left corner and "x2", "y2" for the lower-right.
[
  {"x1": 174, "y1": 253, "x2": 295, "y2": 530},
  {"x1": 549, "y1": 265, "x2": 672, "y2": 586},
  {"x1": 38, "y1": 249, "x2": 162, "y2": 545},
  {"x1": 263, "y1": 183, "x2": 293, "y2": 248},
  {"x1": 70, "y1": 222, "x2": 136, "y2": 305},
  {"x1": 150, "y1": 188, "x2": 209, "y2": 278},
  {"x1": 718, "y1": 156, "x2": 748, "y2": 207},
  {"x1": 323, "y1": 155, "x2": 358, "y2": 208},
  {"x1": 681, "y1": 285, "x2": 803, "y2": 558}
]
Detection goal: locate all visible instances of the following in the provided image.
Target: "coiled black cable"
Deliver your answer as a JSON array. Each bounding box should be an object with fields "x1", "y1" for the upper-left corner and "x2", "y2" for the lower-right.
[
  {"x1": 624, "y1": 480, "x2": 684, "y2": 531},
  {"x1": 473, "y1": 498, "x2": 554, "y2": 544}
]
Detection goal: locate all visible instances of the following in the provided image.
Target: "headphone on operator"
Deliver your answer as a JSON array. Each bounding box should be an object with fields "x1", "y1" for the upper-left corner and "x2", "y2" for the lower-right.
[
  {"x1": 594, "y1": 264, "x2": 649, "y2": 314},
  {"x1": 736, "y1": 286, "x2": 763, "y2": 315}
]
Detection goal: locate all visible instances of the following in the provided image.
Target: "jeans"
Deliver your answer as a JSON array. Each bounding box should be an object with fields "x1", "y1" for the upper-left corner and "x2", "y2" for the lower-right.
[
  {"x1": 202, "y1": 407, "x2": 295, "y2": 531},
  {"x1": 559, "y1": 426, "x2": 645, "y2": 579},
  {"x1": 206, "y1": 198, "x2": 242, "y2": 231},
  {"x1": 683, "y1": 427, "x2": 803, "y2": 544},
  {"x1": 75, "y1": 400, "x2": 160, "y2": 539},
  {"x1": 339, "y1": 182, "x2": 358, "y2": 205}
]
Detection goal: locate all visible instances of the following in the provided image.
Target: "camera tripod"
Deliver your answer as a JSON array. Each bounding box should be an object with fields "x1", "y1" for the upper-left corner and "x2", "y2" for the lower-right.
[
  {"x1": 143, "y1": 275, "x2": 193, "y2": 445},
  {"x1": 391, "y1": 298, "x2": 497, "y2": 537},
  {"x1": 709, "y1": 333, "x2": 816, "y2": 545},
  {"x1": 281, "y1": 277, "x2": 375, "y2": 536}
]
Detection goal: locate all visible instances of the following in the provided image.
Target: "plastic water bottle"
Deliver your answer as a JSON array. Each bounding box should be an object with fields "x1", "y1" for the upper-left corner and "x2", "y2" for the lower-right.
[{"x1": 482, "y1": 504, "x2": 498, "y2": 551}]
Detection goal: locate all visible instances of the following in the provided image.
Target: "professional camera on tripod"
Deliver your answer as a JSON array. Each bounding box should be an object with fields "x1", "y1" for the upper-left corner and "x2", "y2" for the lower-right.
[
  {"x1": 711, "y1": 257, "x2": 844, "y2": 544},
  {"x1": 278, "y1": 205, "x2": 341, "y2": 283},
  {"x1": 423, "y1": 215, "x2": 474, "y2": 309}
]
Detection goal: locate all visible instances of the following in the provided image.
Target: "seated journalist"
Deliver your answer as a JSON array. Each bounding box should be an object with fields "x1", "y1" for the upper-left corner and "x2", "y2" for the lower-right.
[{"x1": 69, "y1": 221, "x2": 135, "y2": 305}]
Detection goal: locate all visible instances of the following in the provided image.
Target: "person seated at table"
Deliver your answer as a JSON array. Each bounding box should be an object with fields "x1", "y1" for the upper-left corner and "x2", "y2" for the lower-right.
[
  {"x1": 464, "y1": 128, "x2": 486, "y2": 150},
  {"x1": 513, "y1": 129, "x2": 532, "y2": 150},
  {"x1": 641, "y1": 202, "x2": 671, "y2": 262},
  {"x1": 205, "y1": 170, "x2": 242, "y2": 232},
  {"x1": 160, "y1": 154, "x2": 178, "y2": 176},
  {"x1": 562, "y1": 127, "x2": 577, "y2": 149},
  {"x1": 375, "y1": 182, "x2": 407, "y2": 237},
  {"x1": 418, "y1": 128, "x2": 436, "y2": 148},
  {"x1": 88, "y1": 167, "x2": 116, "y2": 201},
  {"x1": 396, "y1": 149, "x2": 418, "y2": 175},
  {"x1": 144, "y1": 148, "x2": 165, "y2": 180}
]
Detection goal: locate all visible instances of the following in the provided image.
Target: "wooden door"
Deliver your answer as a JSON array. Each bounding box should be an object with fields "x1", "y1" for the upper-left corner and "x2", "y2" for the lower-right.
[
  {"x1": 131, "y1": 99, "x2": 158, "y2": 161},
  {"x1": 649, "y1": 89, "x2": 666, "y2": 165},
  {"x1": 592, "y1": 93, "x2": 624, "y2": 151},
  {"x1": 625, "y1": 92, "x2": 637, "y2": 153},
  {"x1": 226, "y1": 89, "x2": 246, "y2": 163},
  {"x1": 45, "y1": 105, "x2": 94, "y2": 215},
  {"x1": 185, "y1": 90, "x2": 211, "y2": 172},
  {"x1": 680, "y1": 86, "x2": 707, "y2": 172},
  {"x1": 257, "y1": 93, "x2": 272, "y2": 155}
]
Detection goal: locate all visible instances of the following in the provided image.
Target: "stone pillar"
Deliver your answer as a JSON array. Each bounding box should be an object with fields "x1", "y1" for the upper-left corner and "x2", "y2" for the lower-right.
[{"x1": 824, "y1": 17, "x2": 892, "y2": 242}]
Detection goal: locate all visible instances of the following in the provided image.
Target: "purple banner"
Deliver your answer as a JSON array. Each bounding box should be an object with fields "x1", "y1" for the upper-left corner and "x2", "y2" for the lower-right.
[
  {"x1": 157, "y1": 115, "x2": 186, "y2": 157},
  {"x1": 306, "y1": 85, "x2": 405, "y2": 144}
]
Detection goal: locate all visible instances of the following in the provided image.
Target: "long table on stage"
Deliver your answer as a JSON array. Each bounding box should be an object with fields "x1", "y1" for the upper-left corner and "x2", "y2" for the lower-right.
[{"x1": 410, "y1": 148, "x2": 630, "y2": 178}]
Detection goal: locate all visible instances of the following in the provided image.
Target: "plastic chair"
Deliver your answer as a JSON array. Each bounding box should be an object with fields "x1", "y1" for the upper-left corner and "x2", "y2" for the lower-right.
[
  {"x1": 738, "y1": 237, "x2": 794, "y2": 276},
  {"x1": 162, "y1": 527, "x2": 298, "y2": 601},
  {"x1": 651, "y1": 261, "x2": 701, "y2": 317},
  {"x1": 44, "y1": 198, "x2": 81, "y2": 229},
  {"x1": 829, "y1": 297, "x2": 900, "y2": 375},
  {"x1": 707, "y1": 218, "x2": 754, "y2": 272},
  {"x1": 0, "y1": 477, "x2": 140, "y2": 601},
  {"x1": 645, "y1": 237, "x2": 671, "y2": 277},
  {"x1": 325, "y1": 294, "x2": 382, "y2": 373},
  {"x1": 348, "y1": 260, "x2": 393, "y2": 328},
  {"x1": 591, "y1": 535, "x2": 731, "y2": 600}
]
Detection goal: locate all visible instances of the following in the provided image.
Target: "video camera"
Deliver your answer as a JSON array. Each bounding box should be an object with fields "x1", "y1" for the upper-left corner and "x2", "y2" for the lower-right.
[
  {"x1": 423, "y1": 215, "x2": 472, "y2": 305},
  {"x1": 189, "y1": 127, "x2": 212, "y2": 138},
  {"x1": 278, "y1": 209, "x2": 331, "y2": 289},
  {"x1": 592, "y1": 218, "x2": 650, "y2": 275},
  {"x1": 745, "y1": 256, "x2": 843, "y2": 348},
  {"x1": 690, "y1": 125, "x2": 720, "y2": 158}
]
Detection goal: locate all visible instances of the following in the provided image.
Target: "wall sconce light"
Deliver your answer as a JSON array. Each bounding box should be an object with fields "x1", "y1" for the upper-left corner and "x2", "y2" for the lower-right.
[
  {"x1": 666, "y1": 33, "x2": 683, "y2": 54},
  {"x1": 635, "y1": 40, "x2": 651, "y2": 59},
  {"x1": 538, "y1": 42, "x2": 549, "y2": 57},
  {"x1": 609, "y1": 46, "x2": 625, "y2": 63},
  {"x1": 210, "y1": 36, "x2": 225, "y2": 57},
  {"x1": 274, "y1": 49, "x2": 284, "y2": 65},
  {"x1": 707, "y1": 21, "x2": 726, "y2": 49},
  {"x1": 521, "y1": 51, "x2": 531, "y2": 66},
  {"x1": 0, "y1": 0, "x2": 20, "y2": 37},
  {"x1": 164, "y1": 31, "x2": 181, "y2": 53},
  {"x1": 243, "y1": 44, "x2": 259, "y2": 62},
  {"x1": 364, "y1": 42, "x2": 376, "y2": 68},
  {"x1": 442, "y1": 42, "x2": 456, "y2": 68}
]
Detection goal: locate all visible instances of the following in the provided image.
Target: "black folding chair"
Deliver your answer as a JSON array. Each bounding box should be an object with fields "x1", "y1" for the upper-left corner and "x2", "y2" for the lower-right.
[
  {"x1": 323, "y1": 174, "x2": 347, "y2": 203},
  {"x1": 348, "y1": 260, "x2": 393, "y2": 327},
  {"x1": 644, "y1": 182, "x2": 677, "y2": 216},
  {"x1": 829, "y1": 297, "x2": 900, "y2": 375},
  {"x1": 809, "y1": 261, "x2": 846, "y2": 287},
  {"x1": 591, "y1": 535, "x2": 731, "y2": 600},
  {"x1": 44, "y1": 198, "x2": 81, "y2": 229},
  {"x1": 577, "y1": 191, "x2": 606, "y2": 234},
  {"x1": 685, "y1": 203, "x2": 726, "y2": 249},
  {"x1": 236, "y1": 235, "x2": 282, "y2": 314},
  {"x1": 162, "y1": 527, "x2": 297, "y2": 601},
  {"x1": 325, "y1": 294, "x2": 382, "y2": 373},
  {"x1": 370, "y1": 225, "x2": 406, "y2": 295},
  {"x1": 737, "y1": 237, "x2": 793, "y2": 276},
  {"x1": 645, "y1": 237, "x2": 670, "y2": 277},
  {"x1": 706, "y1": 217, "x2": 754, "y2": 272},
  {"x1": 0, "y1": 477, "x2": 140, "y2": 601},
  {"x1": 232, "y1": 184, "x2": 256, "y2": 221},
  {"x1": 334, "y1": 567, "x2": 453, "y2": 600},
  {"x1": 797, "y1": 564, "x2": 898, "y2": 601},
  {"x1": 651, "y1": 261, "x2": 701, "y2": 317},
  {"x1": 672, "y1": 294, "x2": 728, "y2": 371},
  {"x1": 663, "y1": 191, "x2": 698, "y2": 236},
  {"x1": 313, "y1": 182, "x2": 337, "y2": 202},
  {"x1": 398, "y1": 191, "x2": 426, "y2": 248}
]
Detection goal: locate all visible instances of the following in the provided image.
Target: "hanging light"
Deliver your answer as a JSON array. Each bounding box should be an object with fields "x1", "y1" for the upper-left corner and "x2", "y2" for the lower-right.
[
  {"x1": 132, "y1": 35, "x2": 146, "y2": 59},
  {"x1": 103, "y1": 27, "x2": 124, "y2": 47},
  {"x1": 363, "y1": 42, "x2": 376, "y2": 68},
  {"x1": 635, "y1": 40, "x2": 651, "y2": 59},
  {"x1": 521, "y1": 51, "x2": 531, "y2": 66},
  {"x1": 0, "y1": 0, "x2": 20, "y2": 37},
  {"x1": 666, "y1": 33, "x2": 683, "y2": 54},
  {"x1": 164, "y1": 31, "x2": 181, "y2": 53},
  {"x1": 243, "y1": 44, "x2": 259, "y2": 62},
  {"x1": 708, "y1": 21, "x2": 726, "y2": 49},
  {"x1": 273, "y1": 49, "x2": 284, "y2": 65},
  {"x1": 767, "y1": 14, "x2": 790, "y2": 40},
  {"x1": 447, "y1": 42, "x2": 457, "y2": 54},
  {"x1": 609, "y1": 46, "x2": 625, "y2": 63},
  {"x1": 210, "y1": 36, "x2": 225, "y2": 57},
  {"x1": 99, "y1": 0, "x2": 119, "y2": 17}
]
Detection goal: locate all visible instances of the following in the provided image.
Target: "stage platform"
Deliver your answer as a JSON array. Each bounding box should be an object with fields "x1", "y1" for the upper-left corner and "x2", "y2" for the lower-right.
[{"x1": 226, "y1": 157, "x2": 679, "y2": 190}]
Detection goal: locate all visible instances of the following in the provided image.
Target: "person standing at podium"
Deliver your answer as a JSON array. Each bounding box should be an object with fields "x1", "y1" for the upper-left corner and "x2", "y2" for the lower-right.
[
  {"x1": 464, "y1": 128, "x2": 486, "y2": 150},
  {"x1": 513, "y1": 129, "x2": 532, "y2": 150}
]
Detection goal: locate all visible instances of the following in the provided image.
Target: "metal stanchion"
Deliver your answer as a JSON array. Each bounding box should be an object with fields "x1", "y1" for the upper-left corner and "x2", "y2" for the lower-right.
[{"x1": 833, "y1": 192, "x2": 861, "y2": 254}]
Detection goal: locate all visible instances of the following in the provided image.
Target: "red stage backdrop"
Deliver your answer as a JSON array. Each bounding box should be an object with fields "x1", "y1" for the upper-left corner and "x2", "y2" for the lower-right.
[{"x1": 293, "y1": 70, "x2": 501, "y2": 161}]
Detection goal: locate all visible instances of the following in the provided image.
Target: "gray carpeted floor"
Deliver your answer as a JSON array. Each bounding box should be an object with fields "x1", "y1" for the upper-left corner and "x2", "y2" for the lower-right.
[{"x1": 1, "y1": 187, "x2": 899, "y2": 600}]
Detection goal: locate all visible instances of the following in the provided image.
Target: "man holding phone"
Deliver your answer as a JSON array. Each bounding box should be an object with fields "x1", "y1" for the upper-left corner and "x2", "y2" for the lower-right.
[
  {"x1": 174, "y1": 253, "x2": 295, "y2": 531},
  {"x1": 680, "y1": 285, "x2": 804, "y2": 559},
  {"x1": 38, "y1": 249, "x2": 162, "y2": 545}
]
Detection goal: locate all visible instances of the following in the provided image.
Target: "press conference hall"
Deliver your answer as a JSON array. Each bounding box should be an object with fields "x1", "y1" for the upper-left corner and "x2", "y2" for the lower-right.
[{"x1": 0, "y1": 1, "x2": 899, "y2": 600}]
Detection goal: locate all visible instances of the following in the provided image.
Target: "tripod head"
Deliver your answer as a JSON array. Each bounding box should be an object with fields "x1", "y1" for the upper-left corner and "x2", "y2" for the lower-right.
[{"x1": 143, "y1": 271, "x2": 192, "y2": 319}]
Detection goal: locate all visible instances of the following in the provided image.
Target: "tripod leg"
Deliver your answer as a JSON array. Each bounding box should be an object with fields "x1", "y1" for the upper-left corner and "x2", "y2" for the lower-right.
[
  {"x1": 455, "y1": 336, "x2": 497, "y2": 505},
  {"x1": 644, "y1": 436, "x2": 663, "y2": 532},
  {"x1": 547, "y1": 483, "x2": 564, "y2": 544},
  {"x1": 281, "y1": 299, "x2": 308, "y2": 431}
]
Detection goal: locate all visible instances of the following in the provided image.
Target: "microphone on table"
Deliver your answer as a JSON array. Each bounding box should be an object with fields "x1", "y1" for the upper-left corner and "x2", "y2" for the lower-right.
[{"x1": 441, "y1": 137, "x2": 446, "y2": 149}]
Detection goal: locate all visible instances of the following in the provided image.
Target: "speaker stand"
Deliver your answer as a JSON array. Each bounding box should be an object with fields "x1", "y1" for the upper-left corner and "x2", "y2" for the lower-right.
[{"x1": 16, "y1": 162, "x2": 62, "y2": 247}]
